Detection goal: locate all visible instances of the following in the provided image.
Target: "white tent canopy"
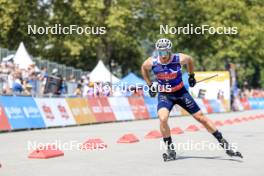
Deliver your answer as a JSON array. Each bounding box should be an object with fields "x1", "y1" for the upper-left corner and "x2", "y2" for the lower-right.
[
  {"x1": 2, "y1": 54, "x2": 15, "y2": 62},
  {"x1": 13, "y1": 42, "x2": 35, "y2": 69},
  {"x1": 89, "y1": 60, "x2": 120, "y2": 83}
]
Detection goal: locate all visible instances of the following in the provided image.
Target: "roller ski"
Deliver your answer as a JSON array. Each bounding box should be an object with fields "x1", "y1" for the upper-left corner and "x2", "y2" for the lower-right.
[
  {"x1": 219, "y1": 138, "x2": 243, "y2": 158},
  {"x1": 162, "y1": 149, "x2": 176, "y2": 162}
]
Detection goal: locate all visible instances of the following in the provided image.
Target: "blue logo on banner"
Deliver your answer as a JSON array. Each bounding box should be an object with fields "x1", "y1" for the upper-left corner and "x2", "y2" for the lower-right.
[
  {"x1": 19, "y1": 96, "x2": 45, "y2": 128},
  {"x1": 0, "y1": 96, "x2": 45, "y2": 129},
  {"x1": 0, "y1": 96, "x2": 29, "y2": 129},
  {"x1": 144, "y1": 97, "x2": 158, "y2": 118}
]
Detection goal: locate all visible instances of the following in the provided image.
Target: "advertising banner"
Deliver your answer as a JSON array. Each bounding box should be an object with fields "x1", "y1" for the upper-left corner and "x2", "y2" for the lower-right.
[
  {"x1": 128, "y1": 97, "x2": 150, "y2": 120},
  {"x1": 190, "y1": 71, "x2": 231, "y2": 111},
  {"x1": 108, "y1": 97, "x2": 135, "y2": 121},
  {"x1": 0, "y1": 96, "x2": 29, "y2": 129},
  {"x1": 202, "y1": 99, "x2": 213, "y2": 113},
  {"x1": 208, "y1": 100, "x2": 221, "y2": 113},
  {"x1": 0, "y1": 105, "x2": 11, "y2": 131},
  {"x1": 87, "y1": 97, "x2": 116, "y2": 122},
  {"x1": 66, "y1": 98, "x2": 96, "y2": 124},
  {"x1": 34, "y1": 98, "x2": 64, "y2": 127},
  {"x1": 143, "y1": 97, "x2": 158, "y2": 119},
  {"x1": 50, "y1": 98, "x2": 76, "y2": 126},
  {"x1": 19, "y1": 96, "x2": 45, "y2": 128},
  {"x1": 240, "y1": 98, "x2": 250, "y2": 110},
  {"x1": 194, "y1": 99, "x2": 208, "y2": 114}
]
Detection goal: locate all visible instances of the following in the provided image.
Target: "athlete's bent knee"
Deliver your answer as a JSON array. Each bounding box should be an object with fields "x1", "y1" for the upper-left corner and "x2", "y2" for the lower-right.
[
  {"x1": 158, "y1": 108, "x2": 169, "y2": 125},
  {"x1": 159, "y1": 115, "x2": 168, "y2": 125},
  {"x1": 193, "y1": 112, "x2": 208, "y2": 124}
]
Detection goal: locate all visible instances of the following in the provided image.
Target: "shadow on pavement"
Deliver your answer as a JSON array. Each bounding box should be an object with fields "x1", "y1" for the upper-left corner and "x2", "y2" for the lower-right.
[{"x1": 165, "y1": 155, "x2": 243, "y2": 163}]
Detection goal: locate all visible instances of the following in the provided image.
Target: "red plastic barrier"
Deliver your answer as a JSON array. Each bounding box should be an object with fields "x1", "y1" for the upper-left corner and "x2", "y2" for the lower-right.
[
  {"x1": 128, "y1": 97, "x2": 150, "y2": 120},
  {"x1": 117, "y1": 133, "x2": 139, "y2": 143},
  {"x1": 145, "y1": 130, "x2": 162, "y2": 139},
  {"x1": 214, "y1": 121, "x2": 224, "y2": 126},
  {"x1": 28, "y1": 145, "x2": 64, "y2": 159},
  {"x1": 185, "y1": 125, "x2": 200, "y2": 132},
  {"x1": 200, "y1": 125, "x2": 205, "y2": 129},
  {"x1": 233, "y1": 118, "x2": 242, "y2": 123},
  {"x1": 255, "y1": 114, "x2": 262, "y2": 119},
  {"x1": 223, "y1": 119, "x2": 233, "y2": 125},
  {"x1": 0, "y1": 105, "x2": 11, "y2": 131},
  {"x1": 80, "y1": 138, "x2": 107, "y2": 150},
  {"x1": 171, "y1": 127, "x2": 184, "y2": 135},
  {"x1": 87, "y1": 97, "x2": 116, "y2": 122},
  {"x1": 241, "y1": 117, "x2": 249, "y2": 122},
  {"x1": 248, "y1": 115, "x2": 256, "y2": 120}
]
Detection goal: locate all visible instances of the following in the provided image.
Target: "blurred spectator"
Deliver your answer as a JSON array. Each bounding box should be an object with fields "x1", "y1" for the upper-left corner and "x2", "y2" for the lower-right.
[
  {"x1": 87, "y1": 82, "x2": 95, "y2": 97},
  {"x1": 68, "y1": 74, "x2": 76, "y2": 83},
  {"x1": 12, "y1": 70, "x2": 23, "y2": 94},
  {"x1": 23, "y1": 81, "x2": 32, "y2": 95},
  {"x1": 0, "y1": 62, "x2": 11, "y2": 94},
  {"x1": 51, "y1": 68, "x2": 63, "y2": 95},
  {"x1": 60, "y1": 77, "x2": 68, "y2": 95},
  {"x1": 74, "y1": 83, "x2": 82, "y2": 96},
  {"x1": 39, "y1": 67, "x2": 48, "y2": 79},
  {"x1": 82, "y1": 78, "x2": 90, "y2": 97},
  {"x1": 39, "y1": 67, "x2": 48, "y2": 95},
  {"x1": 132, "y1": 87, "x2": 144, "y2": 97},
  {"x1": 217, "y1": 89, "x2": 224, "y2": 100},
  {"x1": 242, "y1": 88, "x2": 264, "y2": 98},
  {"x1": 102, "y1": 83, "x2": 111, "y2": 96},
  {"x1": 28, "y1": 72, "x2": 38, "y2": 94}
]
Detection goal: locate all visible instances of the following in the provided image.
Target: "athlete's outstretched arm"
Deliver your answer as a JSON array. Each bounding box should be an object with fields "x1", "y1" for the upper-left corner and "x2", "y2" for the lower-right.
[
  {"x1": 141, "y1": 57, "x2": 152, "y2": 86},
  {"x1": 179, "y1": 53, "x2": 194, "y2": 74},
  {"x1": 180, "y1": 53, "x2": 196, "y2": 87}
]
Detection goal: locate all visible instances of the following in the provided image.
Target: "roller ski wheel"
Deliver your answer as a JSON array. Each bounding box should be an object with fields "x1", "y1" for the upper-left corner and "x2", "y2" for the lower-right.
[
  {"x1": 162, "y1": 149, "x2": 176, "y2": 162},
  {"x1": 219, "y1": 138, "x2": 243, "y2": 158},
  {"x1": 162, "y1": 153, "x2": 168, "y2": 162}
]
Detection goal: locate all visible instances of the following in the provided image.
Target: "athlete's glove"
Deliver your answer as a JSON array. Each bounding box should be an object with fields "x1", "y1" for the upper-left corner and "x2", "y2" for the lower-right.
[
  {"x1": 188, "y1": 73, "x2": 196, "y2": 87},
  {"x1": 148, "y1": 83, "x2": 157, "y2": 97}
]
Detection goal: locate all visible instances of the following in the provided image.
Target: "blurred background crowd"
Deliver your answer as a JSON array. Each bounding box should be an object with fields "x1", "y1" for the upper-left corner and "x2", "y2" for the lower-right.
[
  {"x1": 0, "y1": 55, "x2": 262, "y2": 99},
  {"x1": 0, "y1": 56, "x2": 145, "y2": 97}
]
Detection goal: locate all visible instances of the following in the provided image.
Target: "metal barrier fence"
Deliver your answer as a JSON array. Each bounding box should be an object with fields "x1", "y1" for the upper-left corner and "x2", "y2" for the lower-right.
[
  {"x1": 0, "y1": 79, "x2": 78, "y2": 97},
  {"x1": 0, "y1": 47, "x2": 85, "y2": 80},
  {"x1": 0, "y1": 48, "x2": 16, "y2": 60}
]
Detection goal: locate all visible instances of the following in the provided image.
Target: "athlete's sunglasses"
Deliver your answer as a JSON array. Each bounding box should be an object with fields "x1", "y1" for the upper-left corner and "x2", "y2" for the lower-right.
[{"x1": 158, "y1": 50, "x2": 170, "y2": 57}]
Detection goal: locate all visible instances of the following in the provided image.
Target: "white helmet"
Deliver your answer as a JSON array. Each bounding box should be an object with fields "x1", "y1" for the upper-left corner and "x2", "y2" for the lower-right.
[{"x1": 155, "y1": 38, "x2": 172, "y2": 50}]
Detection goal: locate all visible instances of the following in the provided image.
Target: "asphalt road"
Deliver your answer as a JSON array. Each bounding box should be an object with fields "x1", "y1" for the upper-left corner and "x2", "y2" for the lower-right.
[{"x1": 0, "y1": 109, "x2": 264, "y2": 176}]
